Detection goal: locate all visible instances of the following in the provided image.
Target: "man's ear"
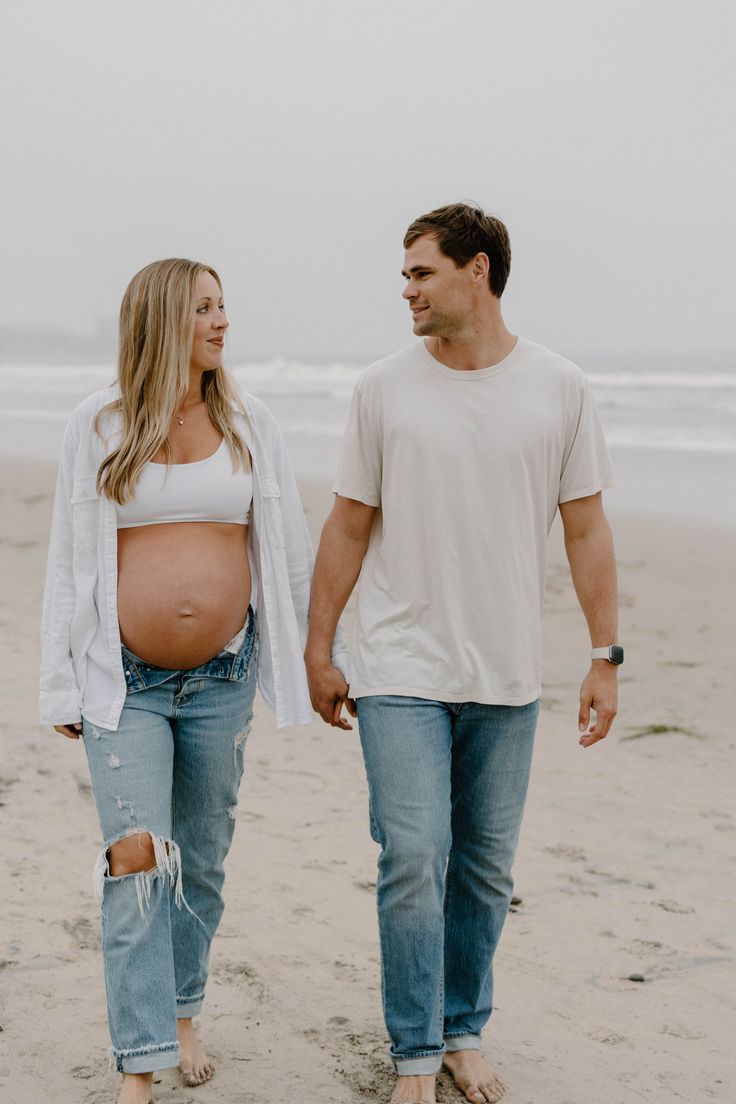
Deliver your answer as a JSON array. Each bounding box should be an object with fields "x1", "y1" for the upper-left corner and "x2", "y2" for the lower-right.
[{"x1": 472, "y1": 252, "x2": 490, "y2": 283}]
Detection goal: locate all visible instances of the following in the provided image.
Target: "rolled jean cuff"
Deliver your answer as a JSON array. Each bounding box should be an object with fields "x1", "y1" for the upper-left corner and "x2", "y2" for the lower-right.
[
  {"x1": 114, "y1": 1041, "x2": 179, "y2": 1074},
  {"x1": 444, "y1": 1033, "x2": 481, "y2": 1053},
  {"x1": 393, "y1": 1051, "x2": 444, "y2": 1076},
  {"x1": 176, "y1": 992, "x2": 205, "y2": 1018}
]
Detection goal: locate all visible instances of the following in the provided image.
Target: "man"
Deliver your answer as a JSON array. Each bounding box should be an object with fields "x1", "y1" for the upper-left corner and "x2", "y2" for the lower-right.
[{"x1": 305, "y1": 204, "x2": 620, "y2": 1104}]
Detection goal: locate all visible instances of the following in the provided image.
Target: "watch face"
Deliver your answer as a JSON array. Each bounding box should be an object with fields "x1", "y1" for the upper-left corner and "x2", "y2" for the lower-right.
[{"x1": 610, "y1": 645, "x2": 624, "y2": 665}]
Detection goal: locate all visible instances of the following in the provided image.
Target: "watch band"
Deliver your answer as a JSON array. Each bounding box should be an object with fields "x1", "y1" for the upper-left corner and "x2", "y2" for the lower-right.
[{"x1": 591, "y1": 645, "x2": 624, "y2": 664}]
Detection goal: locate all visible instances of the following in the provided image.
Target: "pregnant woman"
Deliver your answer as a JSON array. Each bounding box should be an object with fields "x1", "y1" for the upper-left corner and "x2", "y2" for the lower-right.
[{"x1": 40, "y1": 258, "x2": 346, "y2": 1104}]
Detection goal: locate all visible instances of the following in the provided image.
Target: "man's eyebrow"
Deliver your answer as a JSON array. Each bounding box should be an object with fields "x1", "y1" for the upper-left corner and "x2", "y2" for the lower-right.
[{"x1": 401, "y1": 264, "x2": 435, "y2": 277}]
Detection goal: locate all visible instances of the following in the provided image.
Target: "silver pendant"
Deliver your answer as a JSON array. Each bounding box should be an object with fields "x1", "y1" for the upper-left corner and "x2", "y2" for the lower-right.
[{"x1": 177, "y1": 417, "x2": 184, "y2": 426}]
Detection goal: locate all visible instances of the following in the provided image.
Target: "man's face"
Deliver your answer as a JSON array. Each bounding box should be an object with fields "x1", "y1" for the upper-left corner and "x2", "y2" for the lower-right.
[{"x1": 401, "y1": 234, "x2": 474, "y2": 337}]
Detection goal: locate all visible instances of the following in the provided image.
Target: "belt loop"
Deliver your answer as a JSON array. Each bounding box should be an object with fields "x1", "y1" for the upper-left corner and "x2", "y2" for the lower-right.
[{"x1": 231, "y1": 606, "x2": 255, "y2": 680}]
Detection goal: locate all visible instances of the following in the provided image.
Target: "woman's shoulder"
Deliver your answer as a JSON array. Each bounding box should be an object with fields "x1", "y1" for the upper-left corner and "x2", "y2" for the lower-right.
[
  {"x1": 60, "y1": 386, "x2": 119, "y2": 451},
  {"x1": 235, "y1": 391, "x2": 281, "y2": 439},
  {"x1": 237, "y1": 390, "x2": 273, "y2": 420},
  {"x1": 55, "y1": 386, "x2": 120, "y2": 474},
  {"x1": 67, "y1": 385, "x2": 120, "y2": 428}
]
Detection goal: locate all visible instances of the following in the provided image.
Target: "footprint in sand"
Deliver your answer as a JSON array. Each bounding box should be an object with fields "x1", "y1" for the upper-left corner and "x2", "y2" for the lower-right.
[
  {"x1": 62, "y1": 916, "x2": 99, "y2": 952},
  {"x1": 75, "y1": 774, "x2": 93, "y2": 797},
  {"x1": 653, "y1": 899, "x2": 695, "y2": 914},
  {"x1": 542, "y1": 843, "x2": 587, "y2": 861},
  {"x1": 215, "y1": 960, "x2": 269, "y2": 1001},
  {"x1": 590, "y1": 1028, "x2": 630, "y2": 1047},
  {"x1": 661, "y1": 1023, "x2": 706, "y2": 1040},
  {"x1": 69, "y1": 1065, "x2": 96, "y2": 1080}
]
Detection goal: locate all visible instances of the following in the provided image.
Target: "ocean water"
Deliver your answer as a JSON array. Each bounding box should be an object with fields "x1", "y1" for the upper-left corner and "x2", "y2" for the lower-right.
[{"x1": 1, "y1": 355, "x2": 735, "y2": 522}]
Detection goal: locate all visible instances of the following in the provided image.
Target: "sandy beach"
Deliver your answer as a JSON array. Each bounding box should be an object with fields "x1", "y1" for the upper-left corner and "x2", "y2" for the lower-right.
[{"x1": 1, "y1": 457, "x2": 734, "y2": 1104}]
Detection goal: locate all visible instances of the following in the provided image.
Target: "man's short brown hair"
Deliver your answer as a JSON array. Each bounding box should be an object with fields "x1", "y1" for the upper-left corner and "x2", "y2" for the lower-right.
[{"x1": 403, "y1": 203, "x2": 511, "y2": 298}]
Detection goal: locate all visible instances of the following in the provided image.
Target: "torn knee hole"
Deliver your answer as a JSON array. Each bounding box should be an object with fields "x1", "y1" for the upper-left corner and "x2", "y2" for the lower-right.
[
  {"x1": 93, "y1": 832, "x2": 190, "y2": 918},
  {"x1": 107, "y1": 831, "x2": 159, "y2": 877}
]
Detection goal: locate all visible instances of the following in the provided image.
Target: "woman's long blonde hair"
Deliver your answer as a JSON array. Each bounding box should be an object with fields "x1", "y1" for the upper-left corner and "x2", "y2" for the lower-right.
[{"x1": 95, "y1": 258, "x2": 249, "y2": 504}]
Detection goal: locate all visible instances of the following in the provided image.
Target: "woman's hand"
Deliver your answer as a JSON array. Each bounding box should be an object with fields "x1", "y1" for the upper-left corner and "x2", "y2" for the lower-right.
[{"x1": 54, "y1": 723, "x2": 83, "y2": 740}]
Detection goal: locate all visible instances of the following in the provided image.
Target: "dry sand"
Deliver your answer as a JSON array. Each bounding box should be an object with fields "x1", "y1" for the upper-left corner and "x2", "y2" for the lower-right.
[{"x1": 1, "y1": 458, "x2": 734, "y2": 1104}]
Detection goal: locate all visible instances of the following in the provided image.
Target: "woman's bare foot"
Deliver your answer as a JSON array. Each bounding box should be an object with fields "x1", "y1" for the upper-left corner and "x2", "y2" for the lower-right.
[
  {"x1": 118, "y1": 1071, "x2": 154, "y2": 1104},
  {"x1": 443, "y1": 1051, "x2": 505, "y2": 1103},
  {"x1": 177, "y1": 1017, "x2": 215, "y2": 1086},
  {"x1": 389, "y1": 1072, "x2": 436, "y2": 1103}
]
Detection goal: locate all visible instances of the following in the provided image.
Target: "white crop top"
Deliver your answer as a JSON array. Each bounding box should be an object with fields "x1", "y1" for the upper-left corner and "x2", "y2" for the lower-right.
[{"x1": 116, "y1": 440, "x2": 253, "y2": 529}]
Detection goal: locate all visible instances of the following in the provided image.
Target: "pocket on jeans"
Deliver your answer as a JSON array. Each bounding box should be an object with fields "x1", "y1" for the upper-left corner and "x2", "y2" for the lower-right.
[{"x1": 232, "y1": 630, "x2": 258, "y2": 683}]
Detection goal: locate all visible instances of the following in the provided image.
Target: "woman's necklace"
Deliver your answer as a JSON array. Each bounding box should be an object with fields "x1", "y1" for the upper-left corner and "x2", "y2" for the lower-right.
[{"x1": 174, "y1": 399, "x2": 203, "y2": 427}]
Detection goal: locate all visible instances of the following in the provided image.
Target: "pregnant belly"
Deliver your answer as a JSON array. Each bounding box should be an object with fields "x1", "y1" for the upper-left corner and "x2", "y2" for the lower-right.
[{"x1": 117, "y1": 522, "x2": 252, "y2": 669}]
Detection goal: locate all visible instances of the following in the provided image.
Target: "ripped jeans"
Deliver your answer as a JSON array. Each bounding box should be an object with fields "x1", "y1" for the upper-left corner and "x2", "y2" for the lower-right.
[{"x1": 82, "y1": 609, "x2": 257, "y2": 1074}]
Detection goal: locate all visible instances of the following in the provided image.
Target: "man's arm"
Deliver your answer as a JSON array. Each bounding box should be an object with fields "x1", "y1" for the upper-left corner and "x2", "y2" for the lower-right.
[
  {"x1": 306, "y1": 495, "x2": 376, "y2": 729},
  {"x1": 558, "y1": 492, "x2": 618, "y2": 748}
]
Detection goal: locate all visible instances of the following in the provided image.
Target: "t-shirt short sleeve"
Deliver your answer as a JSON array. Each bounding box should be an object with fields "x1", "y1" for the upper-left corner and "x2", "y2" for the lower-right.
[
  {"x1": 558, "y1": 375, "x2": 616, "y2": 504},
  {"x1": 332, "y1": 376, "x2": 382, "y2": 506}
]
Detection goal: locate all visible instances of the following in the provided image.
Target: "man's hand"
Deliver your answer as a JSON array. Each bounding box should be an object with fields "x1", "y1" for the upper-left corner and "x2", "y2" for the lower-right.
[
  {"x1": 578, "y1": 664, "x2": 617, "y2": 747},
  {"x1": 559, "y1": 494, "x2": 619, "y2": 749},
  {"x1": 305, "y1": 495, "x2": 374, "y2": 731},
  {"x1": 306, "y1": 661, "x2": 357, "y2": 730},
  {"x1": 54, "y1": 722, "x2": 82, "y2": 740}
]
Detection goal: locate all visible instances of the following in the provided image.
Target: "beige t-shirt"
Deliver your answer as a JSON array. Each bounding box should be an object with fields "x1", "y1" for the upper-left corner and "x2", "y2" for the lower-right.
[{"x1": 333, "y1": 337, "x2": 615, "y2": 705}]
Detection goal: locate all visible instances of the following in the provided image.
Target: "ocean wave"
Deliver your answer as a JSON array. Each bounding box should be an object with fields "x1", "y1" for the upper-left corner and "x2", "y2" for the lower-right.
[
  {"x1": 3, "y1": 362, "x2": 735, "y2": 393},
  {"x1": 588, "y1": 372, "x2": 736, "y2": 389}
]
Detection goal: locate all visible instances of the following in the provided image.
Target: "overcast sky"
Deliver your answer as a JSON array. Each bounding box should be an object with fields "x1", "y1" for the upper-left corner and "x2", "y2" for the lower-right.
[{"x1": 2, "y1": 0, "x2": 734, "y2": 361}]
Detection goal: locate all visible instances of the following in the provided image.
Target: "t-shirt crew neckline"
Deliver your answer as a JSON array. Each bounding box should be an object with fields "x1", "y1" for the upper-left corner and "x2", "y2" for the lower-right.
[{"x1": 419, "y1": 335, "x2": 527, "y2": 380}]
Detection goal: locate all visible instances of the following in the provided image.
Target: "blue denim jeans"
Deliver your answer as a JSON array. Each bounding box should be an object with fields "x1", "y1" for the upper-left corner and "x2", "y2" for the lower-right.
[
  {"x1": 356, "y1": 695, "x2": 539, "y2": 1076},
  {"x1": 82, "y1": 610, "x2": 257, "y2": 1074}
]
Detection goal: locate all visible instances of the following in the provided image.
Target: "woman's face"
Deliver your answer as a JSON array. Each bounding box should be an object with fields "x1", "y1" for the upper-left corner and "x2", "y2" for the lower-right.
[{"x1": 190, "y1": 270, "x2": 228, "y2": 372}]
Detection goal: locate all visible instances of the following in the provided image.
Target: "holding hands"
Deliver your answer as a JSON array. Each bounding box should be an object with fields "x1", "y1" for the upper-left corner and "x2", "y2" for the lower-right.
[{"x1": 306, "y1": 659, "x2": 356, "y2": 730}]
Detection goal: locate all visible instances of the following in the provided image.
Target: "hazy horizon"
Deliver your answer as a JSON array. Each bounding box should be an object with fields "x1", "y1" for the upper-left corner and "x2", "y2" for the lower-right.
[
  {"x1": 2, "y1": 1, "x2": 735, "y2": 362},
  {"x1": 2, "y1": 327, "x2": 734, "y2": 371}
]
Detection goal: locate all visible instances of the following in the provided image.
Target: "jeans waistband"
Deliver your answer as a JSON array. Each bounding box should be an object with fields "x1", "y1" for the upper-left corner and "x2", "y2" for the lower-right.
[{"x1": 121, "y1": 606, "x2": 256, "y2": 693}]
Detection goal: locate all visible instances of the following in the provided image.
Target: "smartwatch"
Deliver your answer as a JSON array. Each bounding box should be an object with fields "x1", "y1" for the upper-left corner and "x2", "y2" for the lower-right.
[{"x1": 591, "y1": 645, "x2": 624, "y2": 665}]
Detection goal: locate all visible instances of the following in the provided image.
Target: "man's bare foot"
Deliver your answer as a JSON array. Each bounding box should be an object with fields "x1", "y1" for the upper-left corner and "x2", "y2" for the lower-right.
[
  {"x1": 389, "y1": 1072, "x2": 437, "y2": 1104},
  {"x1": 118, "y1": 1071, "x2": 154, "y2": 1104},
  {"x1": 443, "y1": 1051, "x2": 505, "y2": 1104},
  {"x1": 177, "y1": 1017, "x2": 215, "y2": 1086}
]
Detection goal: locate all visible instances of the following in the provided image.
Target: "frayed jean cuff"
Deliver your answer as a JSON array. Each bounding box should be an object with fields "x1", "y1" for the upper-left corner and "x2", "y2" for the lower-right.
[
  {"x1": 444, "y1": 1032, "x2": 481, "y2": 1052},
  {"x1": 113, "y1": 1041, "x2": 179, "y2": 1074},
  {"x1": 393, "y1": 1050, "x2": 444, "y2": 1075},
  {"x1": 176, "y1": 992, "x2": 205, "y2": 1018}
]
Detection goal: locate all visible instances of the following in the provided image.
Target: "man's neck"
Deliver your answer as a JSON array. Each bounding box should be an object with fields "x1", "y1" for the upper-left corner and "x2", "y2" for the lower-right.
[{"x1": 426, "y1": 323, "x2": 517, "y2": 373}]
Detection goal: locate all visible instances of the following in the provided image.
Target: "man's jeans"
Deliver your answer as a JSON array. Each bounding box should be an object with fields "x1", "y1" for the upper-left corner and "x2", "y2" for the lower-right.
[
  {"x1": 357, "y1": 695, "x2": 539, "y2": 1076},
  {"x1": 82, "y1": 612, "x2": 257, "y2": 1074}
]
